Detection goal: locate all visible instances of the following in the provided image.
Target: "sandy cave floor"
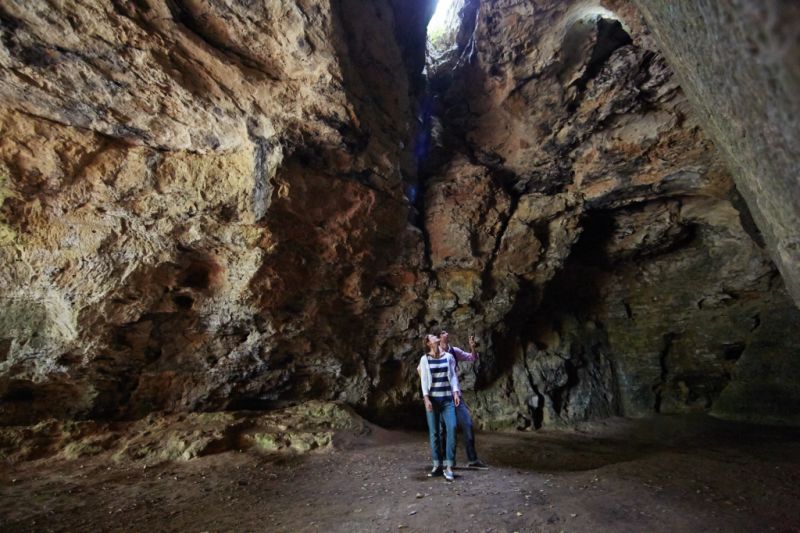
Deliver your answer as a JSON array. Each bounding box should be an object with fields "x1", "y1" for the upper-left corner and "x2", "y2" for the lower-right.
[{"x1": 1, "y1": 414, "x2": 799, "y2": 532}]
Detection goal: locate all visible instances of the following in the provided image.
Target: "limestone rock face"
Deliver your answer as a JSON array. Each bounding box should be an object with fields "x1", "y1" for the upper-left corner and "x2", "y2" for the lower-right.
[
  {"x1": 424, "y1": 0, "x2": 800, "y2": 428},
  {"x1": 0, "y1": 401, "x2": 367, "y2": 462},
  {"x1": 0, "y1": 0, "x2": 433, "y2": 424},
  {"x1": 0, "y1": 0, "x2": 798, "y2": 431},
  {"x1": 632, "y1": 0, "x2": 800, "y2": 308}
]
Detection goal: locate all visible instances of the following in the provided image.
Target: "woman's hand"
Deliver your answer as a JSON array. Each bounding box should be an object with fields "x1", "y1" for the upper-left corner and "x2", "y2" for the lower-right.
[
  {"x1": 424, "y1": 396, "x2": 433, "y2": 412},
  {"x1": 468, "y1": 334, "x2": 478, "y2": 353},
  {"x1": 454, "y1": 392, "x2": 461, "y2": 407}
]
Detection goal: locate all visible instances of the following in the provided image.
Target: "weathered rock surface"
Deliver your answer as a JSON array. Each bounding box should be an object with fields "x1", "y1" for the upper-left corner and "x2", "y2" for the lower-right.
[
  {"x1": 632, "y1": 0, "x2": 800, "y2": 308},
  {"x1": 423, "y1": 0, "x2": 800, "y2": 428},
  {"x1": 0, "y1": 0, "x2": 798, "y2": 435},
  {"x1": 0, "y1": 400, "x2": 367, "y2": 463},
  {"x1": 0, "y1": 0, "x2": 433, "y2": 425}
]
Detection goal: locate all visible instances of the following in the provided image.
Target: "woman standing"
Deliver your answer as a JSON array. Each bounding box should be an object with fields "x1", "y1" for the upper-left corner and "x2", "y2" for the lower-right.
[{"x1": 418, "y1": 334, "x2": 461, "y2": 482}]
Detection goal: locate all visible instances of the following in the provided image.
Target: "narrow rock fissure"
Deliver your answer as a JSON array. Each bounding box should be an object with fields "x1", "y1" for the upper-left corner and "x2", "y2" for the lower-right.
[{"x1": 653, "y1": 332, "x2": 676, "y2": 414}]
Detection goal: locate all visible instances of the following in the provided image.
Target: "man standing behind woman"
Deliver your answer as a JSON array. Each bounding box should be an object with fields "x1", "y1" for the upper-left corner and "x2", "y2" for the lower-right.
[
  {"x1": 439, "y1": 329, "x2": 489, "y2": 470},
  {"x1": 418, "y1": 333, "x2": 460, "y2": 482}
]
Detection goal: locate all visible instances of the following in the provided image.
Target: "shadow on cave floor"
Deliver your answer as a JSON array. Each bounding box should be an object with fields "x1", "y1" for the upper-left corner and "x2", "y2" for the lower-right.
[
  {"x1": 1, "y1": 414, "x2": 799, "y2": 532},
  {"x1": 481, "y1": 413, "x2": 800, "y2": 473}
]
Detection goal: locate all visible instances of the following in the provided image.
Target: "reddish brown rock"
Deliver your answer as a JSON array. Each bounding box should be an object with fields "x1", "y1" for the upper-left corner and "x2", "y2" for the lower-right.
[{"x1": 0, "y1": 0, "x2": 798, "y2": 432}]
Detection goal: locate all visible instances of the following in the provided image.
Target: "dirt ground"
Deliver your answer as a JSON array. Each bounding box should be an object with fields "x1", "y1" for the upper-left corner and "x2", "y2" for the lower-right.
[{"x1": 1, "y1": 414, "x2": 799, "y2": 532}]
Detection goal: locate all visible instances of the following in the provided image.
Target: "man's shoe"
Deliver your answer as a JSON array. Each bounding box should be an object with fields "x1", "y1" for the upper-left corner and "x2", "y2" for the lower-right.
[
  {"x1": 467, "y1": 460, "x2": 489, "y2": 470},
  {"x1": 428, "y1": 466, "x2": 443, "y2": 477},
  {"x1": 443, "y1": 468, "x2": 454, "y2": 482}
]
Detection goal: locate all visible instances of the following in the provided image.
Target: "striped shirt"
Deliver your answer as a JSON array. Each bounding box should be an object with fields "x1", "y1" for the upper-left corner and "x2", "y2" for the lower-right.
[{"x1": 427, "y1": 356, "x2": 453, "y2": 398}]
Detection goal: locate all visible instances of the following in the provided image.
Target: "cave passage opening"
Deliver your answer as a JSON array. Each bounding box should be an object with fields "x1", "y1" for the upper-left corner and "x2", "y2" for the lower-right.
[{"x1": 427, "y1": 0, "x2": 464, "y2": 54}]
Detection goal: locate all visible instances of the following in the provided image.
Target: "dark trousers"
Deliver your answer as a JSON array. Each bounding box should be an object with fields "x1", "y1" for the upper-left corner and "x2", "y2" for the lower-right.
[{"x1": 440, "y1": 399, "x2": 478, "y2": 463}]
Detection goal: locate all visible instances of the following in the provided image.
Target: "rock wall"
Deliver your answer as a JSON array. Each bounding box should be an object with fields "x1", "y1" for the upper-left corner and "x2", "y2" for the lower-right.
[
  {"x1": 423, "y1": 0, "x2": 800, "y2": 428},
  {"x1": 0, "y1": 0, "x2": 434, "y2": 424},
  {"x1": 631, "y1": 0, "x2": 800, "y2": 308},
  {"x1": 0, "y1": 0, "x2": 798, "y2": 429}
]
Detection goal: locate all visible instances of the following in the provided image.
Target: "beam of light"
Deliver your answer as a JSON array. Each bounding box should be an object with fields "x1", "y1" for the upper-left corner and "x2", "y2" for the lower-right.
[
  {"x1": 571, "y1": 5, "x2": 629, "y2": 31},
  {"x1": 427, "y1": 0, "x2": 461, "y2": 44},
  {"x1": 577, "y1": 6, "x2": 620, "y2": 21},
  {"x1": 428, "y1": 0, "x2": 458, "y2": 33}
]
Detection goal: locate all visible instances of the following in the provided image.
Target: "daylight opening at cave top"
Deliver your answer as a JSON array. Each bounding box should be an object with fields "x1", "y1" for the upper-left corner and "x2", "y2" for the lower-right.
[{"x1": 428, "y1": 0, "x2": 462, "y2": 46}]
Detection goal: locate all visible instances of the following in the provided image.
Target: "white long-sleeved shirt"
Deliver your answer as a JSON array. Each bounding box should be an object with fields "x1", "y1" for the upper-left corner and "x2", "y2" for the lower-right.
[{"x1": 418, "y1": 352, "x2": 461, "y2": 398}]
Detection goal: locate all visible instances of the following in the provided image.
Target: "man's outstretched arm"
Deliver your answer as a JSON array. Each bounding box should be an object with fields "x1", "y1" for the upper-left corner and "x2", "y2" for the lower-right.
[{"x1": 451, "y1": 335, "x2": 479, "y2": 362}]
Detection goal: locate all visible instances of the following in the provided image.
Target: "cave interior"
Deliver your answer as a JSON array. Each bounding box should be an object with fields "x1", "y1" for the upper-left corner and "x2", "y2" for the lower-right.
[{"x1": 0, "y1": 0, "x2": 799, "y2": 530}]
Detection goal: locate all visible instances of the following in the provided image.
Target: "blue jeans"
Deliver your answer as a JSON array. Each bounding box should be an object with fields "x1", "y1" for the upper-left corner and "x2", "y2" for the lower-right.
[
  {"x1": 425, "y1": 396, "x2": 457, "y2": 467},
  {"x1": 440, "y1": 399, "x2": 478, "y2": 463}
]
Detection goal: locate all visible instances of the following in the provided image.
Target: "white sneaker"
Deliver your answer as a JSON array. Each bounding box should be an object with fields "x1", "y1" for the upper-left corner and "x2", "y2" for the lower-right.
[{"x1": 443, "y1": 468, "x2": 454, "y2": 482}]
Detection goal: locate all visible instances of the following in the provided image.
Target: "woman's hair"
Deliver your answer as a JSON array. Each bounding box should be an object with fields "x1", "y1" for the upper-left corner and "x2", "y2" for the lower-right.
[{"x1": 422, "y1": 334, "x2": 435, "y2": 350}]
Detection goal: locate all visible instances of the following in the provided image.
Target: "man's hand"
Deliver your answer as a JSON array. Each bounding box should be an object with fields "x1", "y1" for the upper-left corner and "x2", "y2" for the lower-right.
[
  {"x1": 424, "y1": 396, "x2": 433, "y2": 412},
  {"x1": 468, "y1": 334, "x2": 478, "y2": 354},
  {"x1": 454, "y1": 392, "x2": 461, "y2": 407}
]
